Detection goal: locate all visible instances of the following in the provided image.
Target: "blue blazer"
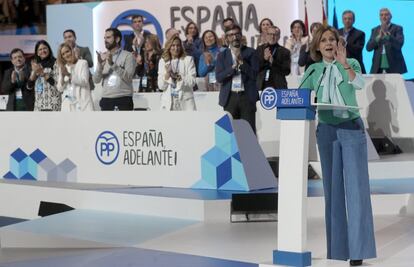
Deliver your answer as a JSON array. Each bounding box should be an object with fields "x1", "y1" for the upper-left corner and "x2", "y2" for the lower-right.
[
  {"x1": 215, "y1": 47, "x2": 259, "y2": 108},
  {"x1": 366, "y1": 23, "x2": 407, "y2": 74}
]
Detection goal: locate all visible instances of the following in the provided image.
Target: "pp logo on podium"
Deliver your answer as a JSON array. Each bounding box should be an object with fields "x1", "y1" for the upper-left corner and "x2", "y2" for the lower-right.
[
  {"x1": 260, "y1": 87, "x2": 277, "y2": 110},
  {"x1": 95, "y1": 131, "x2": 120, "y2": 165}
]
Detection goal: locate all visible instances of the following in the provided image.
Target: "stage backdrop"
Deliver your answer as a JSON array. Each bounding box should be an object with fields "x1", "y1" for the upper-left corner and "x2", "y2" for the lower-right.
[{"x1": 46, "y1": 0, "x2": 301, "y2": 57}]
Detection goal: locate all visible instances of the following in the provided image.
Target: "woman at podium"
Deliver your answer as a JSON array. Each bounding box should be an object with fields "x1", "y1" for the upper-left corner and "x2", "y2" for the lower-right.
[{"x1": 300, "y1": 25, "x2": 376, "y2": 266}]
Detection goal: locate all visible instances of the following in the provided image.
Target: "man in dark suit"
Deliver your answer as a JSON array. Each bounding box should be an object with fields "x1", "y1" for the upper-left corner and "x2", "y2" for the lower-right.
[
  {"x1": 216, "y1": 24, "x2": 259, "y2": 133},
  {"x1": 257, "y1": 26, "x2": 291, "y2": 90},
  {"x1": 63, "y1": 29, "x2": 93, "y2": 68},
  {"x1": 63, "y1": 29, "x2": 95, "y2": 89},
  {"x1": 338, "y1": 10, "x2": 366, "y2": 74},
  {"x1": 366, "y1": 8, "x2": 407, "y2": 74},
  {"x1": 1, "y1": 48, "x2": 34, "y2": 111},
  {"x1": 123, "y1": 15, "x2": 150, "y2": 53}
]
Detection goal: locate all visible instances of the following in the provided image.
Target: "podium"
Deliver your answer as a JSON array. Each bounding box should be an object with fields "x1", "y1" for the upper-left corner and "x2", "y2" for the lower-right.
[{"x1": 261, "y1": 88, "x2": 314, "y2": 267}]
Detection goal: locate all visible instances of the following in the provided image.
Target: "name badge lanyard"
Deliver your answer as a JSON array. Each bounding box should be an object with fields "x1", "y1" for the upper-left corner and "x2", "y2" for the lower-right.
[
  {"x1": 171, "y1": 59, "x2": 180, "y2": 84},
  {"x1": 15, "y1": 70, "x2": 23, "y2": 99},
  {"x1": 208, "y1": 51, "x2": 219, "y2": 84},
  {"x1": 171, "y1": 59, "x2": 180, "y2": 94},
  {"x1": 232, "y1": 55, "x2": 243, "y2": 90},
  {"x1": 141, "y1": 62, "x2": 149, "y2": 88},
  {"x1": 106, "y1": 50, "x2": 122, "y2": 87}
]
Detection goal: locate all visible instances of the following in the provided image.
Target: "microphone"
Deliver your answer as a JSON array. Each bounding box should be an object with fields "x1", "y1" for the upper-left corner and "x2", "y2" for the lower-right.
[
  {"x1": 298, "y1": 68, "x2": 315, "y2": 88},
  {"x1": 314, "y1": 67, "x2": 327, "y2": 103}
]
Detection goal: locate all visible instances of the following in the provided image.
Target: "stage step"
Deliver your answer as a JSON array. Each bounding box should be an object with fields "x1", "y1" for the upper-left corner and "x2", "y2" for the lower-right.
[{"x1": 0, "y1": 180, "x2": 231, "y2": 221}]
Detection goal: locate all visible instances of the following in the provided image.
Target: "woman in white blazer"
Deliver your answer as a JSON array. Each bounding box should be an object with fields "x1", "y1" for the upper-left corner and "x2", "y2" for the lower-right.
[
  {"x1": 158, "y1": 36, "x2": 196, "y2": 111},
  {"x1": 284, "y1": 19, "x2": 309, "y2": 75},
  {"x1": 56, "y1": 43, "x2": 94, "y2": 111}
]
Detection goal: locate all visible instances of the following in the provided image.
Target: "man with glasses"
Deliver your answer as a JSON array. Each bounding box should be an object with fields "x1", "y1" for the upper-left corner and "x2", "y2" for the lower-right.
[
  {"x1": 366, "y1": 8, "x2": 407, "y2": 74},
  {"x1": 216, "y1": 24, "x2": 259, "y2": 133},
  {"x1": 1, "y1": 48, "x2": 34, "y2": 111},
  {"x1": 256, "y1": 26, "x2": 291, "y2": 90}
]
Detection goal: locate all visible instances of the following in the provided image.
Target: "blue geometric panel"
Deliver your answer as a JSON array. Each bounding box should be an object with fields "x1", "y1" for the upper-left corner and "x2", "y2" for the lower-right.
[
  {"x1": 10, "y1": 148, "x2": 27, "y2": 163},
  {"x1": 2, "y1": 148, "x2": 77, "y2": 182},
  {"x1": 193, "y1": 115, "x2": 248, "y2": 191},
  {"x1": 26, "y1": 149, "x2": 47, "y2": 179},
  {"x1": 219, "y1": 179, "x2": 247, "y2": 191},
  {"x1": 229, "y1": 157, "x2": 248, "y2": 189},
  {"x1": 216, "y1": 114, "x2": 233, "y2": 133},
  {"x1": 215, "y1": 124, "x2": 233, "y2": 149},
  {"x1": 3, "y1": 171, "x2": 18, "y2": 179},
  {"x1": 20, "y1": 172, "x2": 36, "y2": 180},
  {"x1": 216, "y1": 157, "x2": 232, "y2": 188},
  {"x1": 27, "y1": 157, "x2": 38, "y2": 178},
  {"x1": 10, "y1": 154, "x2": 28, "y2": 179},
  {"x1": 200, "y1": 147, "x2": 230, "y2": 188},
  {"x1": 30, "y1": 149, "x2": 47, "y2": 163},
  {"x1": 232, "y1": 152, "x2": 241, "y2": 162},
  {"x1": 219, "y1": 132, "x2": 239, "y2": 156},
  {"x1": 201, "y1": 146, "x2": 229, "y2": 167}
]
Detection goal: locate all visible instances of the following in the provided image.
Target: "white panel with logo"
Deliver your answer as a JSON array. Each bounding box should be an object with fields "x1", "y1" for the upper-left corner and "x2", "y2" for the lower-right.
[{"x1": 0, "y1": 112, "x2": 276, "y2": 191}]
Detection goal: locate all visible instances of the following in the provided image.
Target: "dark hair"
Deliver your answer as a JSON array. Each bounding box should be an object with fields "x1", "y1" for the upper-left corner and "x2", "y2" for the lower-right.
[
  {"x1": 185, "y1": 22, "x2": 199, "y2": 38},
  {"x1": 131, "y1": 15, "x2": 144, "y2": 21},
  {"x1": 342, "y1": 10, "x2": 355, "y2": 20},
  {"x1": 225, "y1": 24, "x2": 242, "y2": 34},
  {"x1": 310, "y1": 25, "x2": 340, "y2": 62},
  {"x1": 259, "y1": 18, "x2": 274, "y2": 33},
  {"x1": 290, "y1": 19, "x2": 307, "y2": 37},
  {"x1": 34, "y1": 40, "x2": 54, "y2": 63},
  {"x1": 10, "y1": 48, "x2": 24, "y2": 58},
  {"x1": 105, "y1": 28, "x2": 122, "y2": 46},
  {"x1": 223, "y1": 17, "x2": 234, "y2": 25},
  {"x1": 63, "y1": 29, "x2": 76, "y2": 39},
  {"x1": 201, "y1": 30, "x2": 218, "y2": 51}
]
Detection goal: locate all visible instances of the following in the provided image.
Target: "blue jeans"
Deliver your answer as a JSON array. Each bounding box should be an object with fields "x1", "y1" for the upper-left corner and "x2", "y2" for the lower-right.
[{"x1": 316, "y1": 118, "x2": 377, "y2": 260}]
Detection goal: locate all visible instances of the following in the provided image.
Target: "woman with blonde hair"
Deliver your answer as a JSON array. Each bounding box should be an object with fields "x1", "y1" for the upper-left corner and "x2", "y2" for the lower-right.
[
  {"x1": 56, "y1": 43, "x2": 94, "y2": 111},
  {"x1": 158, "y1": 36, "x2": 196, "y2": 111}
]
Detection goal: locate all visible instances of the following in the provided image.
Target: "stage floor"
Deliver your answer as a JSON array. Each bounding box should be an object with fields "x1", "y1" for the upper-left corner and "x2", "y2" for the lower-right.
[
  {"x1": 0, "y1": 214, "x2": 413, "y2": 267},
  {"x1": 1, "y1": 154, "x2": 414, "y2": 267}
]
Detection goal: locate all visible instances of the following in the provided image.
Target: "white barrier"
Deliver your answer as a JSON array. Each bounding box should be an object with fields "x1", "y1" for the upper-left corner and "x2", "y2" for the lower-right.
[{"x1": 0, "y1": 111, "x2": 276, "y2": 191}]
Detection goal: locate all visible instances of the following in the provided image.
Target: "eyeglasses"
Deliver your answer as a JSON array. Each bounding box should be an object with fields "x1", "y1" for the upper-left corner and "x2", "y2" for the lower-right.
[{"x1": 267, "y1": 33, "x2": 279, "y2": 37}]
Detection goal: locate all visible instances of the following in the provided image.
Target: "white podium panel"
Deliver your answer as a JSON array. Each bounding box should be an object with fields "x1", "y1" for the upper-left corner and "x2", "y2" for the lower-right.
[{"x1": 0, "y1": 112, "x2": 276, "y2": 191}]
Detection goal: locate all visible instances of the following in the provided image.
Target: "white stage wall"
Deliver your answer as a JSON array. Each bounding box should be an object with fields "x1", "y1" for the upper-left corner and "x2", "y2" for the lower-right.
[{"x1": 0, "y1": 112, "x2": 276, "y2": 191}]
